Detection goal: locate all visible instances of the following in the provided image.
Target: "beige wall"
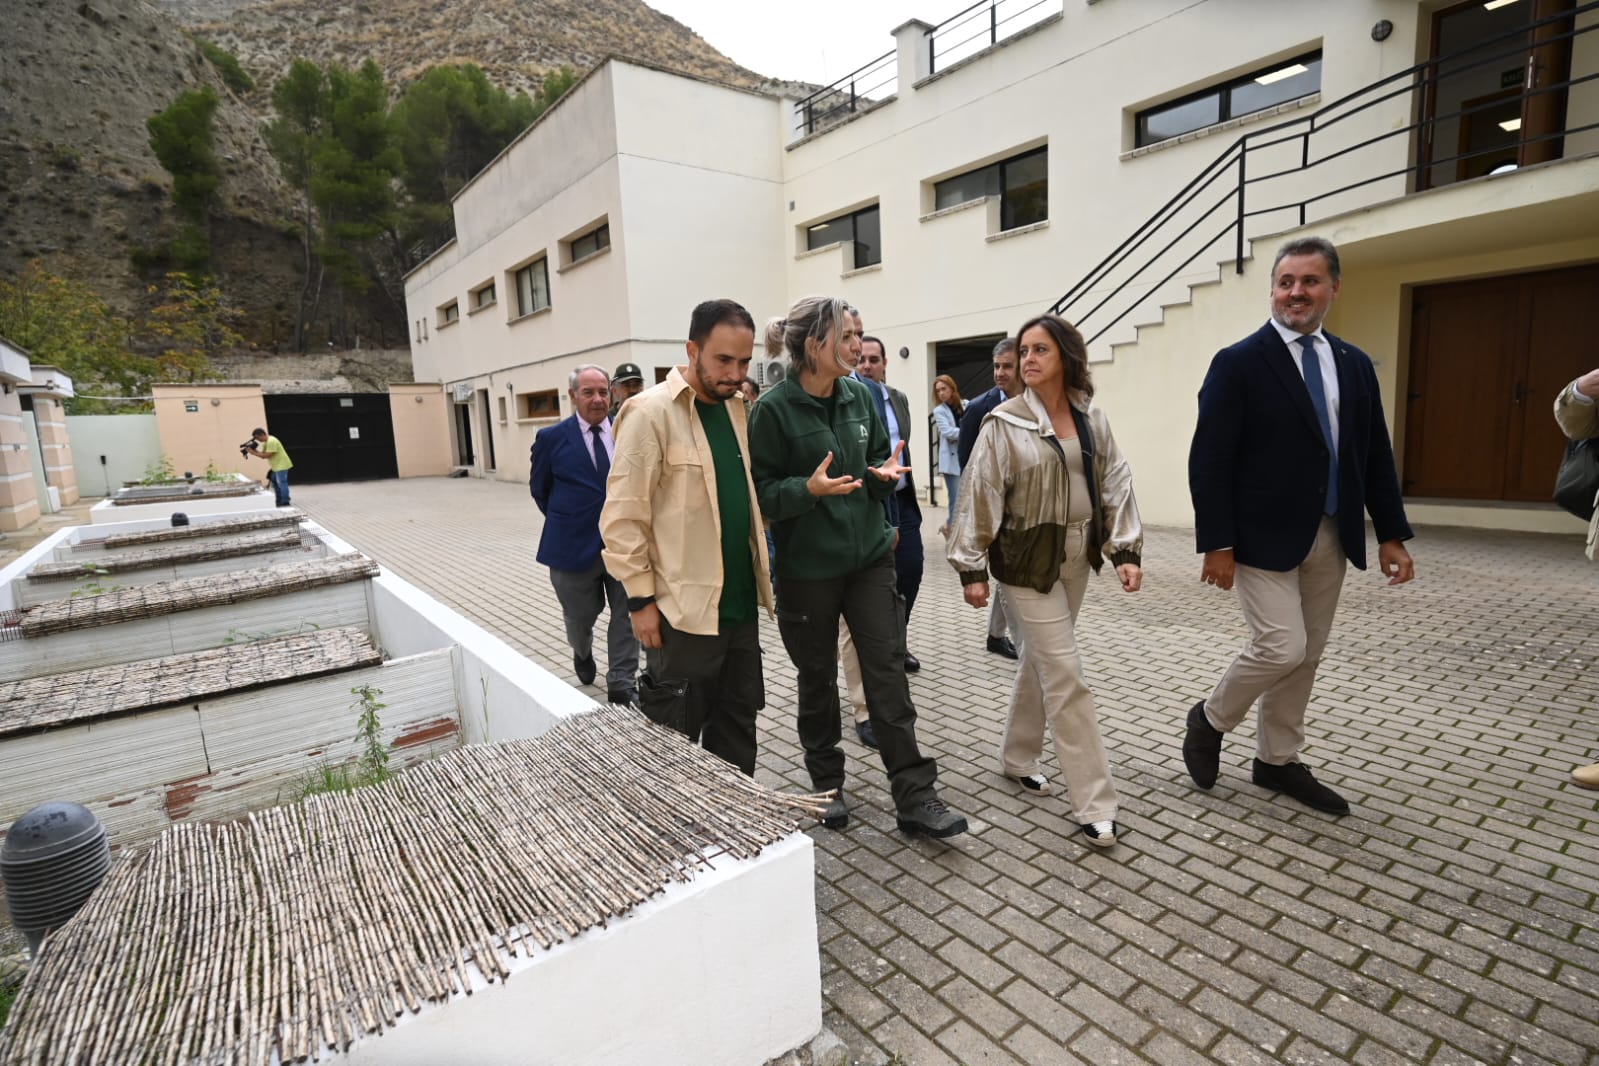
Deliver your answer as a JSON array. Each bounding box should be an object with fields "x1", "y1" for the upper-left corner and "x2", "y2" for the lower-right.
[
  {"x1": 0, "y1": 387, "x2": 39, "y2": 532},
  {"x1": 31, "y1": 395, "x2": 78, "y2": 505},
  {"x1": 390, "y1": 384, "x2": 454, "y2": 478},
  {"x1": 152, "y1": 384, "x2": 268, "y2": 480}
]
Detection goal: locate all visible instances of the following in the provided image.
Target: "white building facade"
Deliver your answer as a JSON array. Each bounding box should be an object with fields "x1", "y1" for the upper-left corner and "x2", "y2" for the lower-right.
[{"x1": 405, "y1": 0, "x2": 1599, "y2": 533}]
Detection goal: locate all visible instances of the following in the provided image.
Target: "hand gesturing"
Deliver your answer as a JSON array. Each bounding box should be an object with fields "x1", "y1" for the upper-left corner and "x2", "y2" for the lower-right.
[
  {"x1": 868, "y1": 440, "x2": 909, "y2": 482},
  {"x1": 806, "y1": 451, "x2": 861, "y2": 496}
]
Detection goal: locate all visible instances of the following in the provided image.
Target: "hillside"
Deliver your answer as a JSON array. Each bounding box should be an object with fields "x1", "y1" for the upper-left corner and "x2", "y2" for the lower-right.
[
  {"x1": 1, "y1": 0, "x2": 769, "y2": 354},
  {"x1": 156, "y1": 0, "x2": 766, "y2": 100}
]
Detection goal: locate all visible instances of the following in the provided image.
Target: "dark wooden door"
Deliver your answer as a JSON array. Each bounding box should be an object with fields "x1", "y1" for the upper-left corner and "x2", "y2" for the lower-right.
[{"x1": 1404, "y1": 263, "x2": 1599, "y2": 501}]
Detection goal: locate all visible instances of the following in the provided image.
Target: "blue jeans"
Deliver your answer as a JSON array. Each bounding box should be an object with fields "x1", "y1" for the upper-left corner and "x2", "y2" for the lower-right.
[
  {"x1": 943, "y1": 473, "x2": 960, "y2": 527},
  {"x1": 266, "y1": 469, "x2": 291, "y2": 506}
]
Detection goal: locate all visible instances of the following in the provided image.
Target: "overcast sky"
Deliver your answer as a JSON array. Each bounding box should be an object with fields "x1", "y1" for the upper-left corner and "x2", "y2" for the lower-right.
[{"x1": 647, "y1": 0, "x2": 976, "y2": 85}]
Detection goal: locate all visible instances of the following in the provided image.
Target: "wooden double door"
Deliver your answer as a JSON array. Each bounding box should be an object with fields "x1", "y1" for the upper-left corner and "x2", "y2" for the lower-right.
[{"x1": 1402, "y1": 263, "x2": 1597, "y2": 502}]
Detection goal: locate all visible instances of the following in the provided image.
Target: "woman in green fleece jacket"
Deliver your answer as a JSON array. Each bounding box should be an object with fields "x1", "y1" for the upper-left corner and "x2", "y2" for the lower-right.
[{"x1": 748, "y1": 295, "x2": 969, "y2": 840}]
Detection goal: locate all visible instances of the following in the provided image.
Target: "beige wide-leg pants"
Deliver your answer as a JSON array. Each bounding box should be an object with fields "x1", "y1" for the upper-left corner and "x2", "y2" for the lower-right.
[
  {"x1": 999, "y1": 523, "x2": 1118, "y2": 825},
  {"x1": 1206, "y1": 516, "x2": 1347, "y2": 765}
]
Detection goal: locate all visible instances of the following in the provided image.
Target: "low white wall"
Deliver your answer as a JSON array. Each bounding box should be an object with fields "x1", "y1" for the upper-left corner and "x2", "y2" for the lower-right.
[
  {"x1": 310, "y1": 518, "x2": 595, "y2": 742},
  {"x1": 89, "y1": 490, "x2": 277, "y2": 524},
  {"x1": 339, "y1": 833, "x2": 822, "y2": 1066}
]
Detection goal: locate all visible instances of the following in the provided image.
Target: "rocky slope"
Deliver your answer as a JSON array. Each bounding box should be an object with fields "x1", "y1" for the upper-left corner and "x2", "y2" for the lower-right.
[
  {"x1": 1, "y1": 0, "x2": 767, "y2": 353},
  {"x1": 159, "y1": 0, "x2": 765, "y2": 100}
]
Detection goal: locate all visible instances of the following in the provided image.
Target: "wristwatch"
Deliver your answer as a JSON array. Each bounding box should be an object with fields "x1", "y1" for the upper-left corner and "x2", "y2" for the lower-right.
[{"x1": 627, "y1": 595, "x2": 656, "y2": 612}]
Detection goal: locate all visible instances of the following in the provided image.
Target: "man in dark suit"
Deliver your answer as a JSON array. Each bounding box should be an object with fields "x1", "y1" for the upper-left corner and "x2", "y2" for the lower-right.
[
  {"x1": 1185, "y1": 236, "x2": 1414, "y2": 815},
  {"x1": 530, "y1": 363, "x2": 640, "y2": 704},
  {"x1": 956, "y1": 337, "x2": 1020, "y2": 660},
  {"x1": 856, "y1": 335, "x2": 923, "y2": 651}
]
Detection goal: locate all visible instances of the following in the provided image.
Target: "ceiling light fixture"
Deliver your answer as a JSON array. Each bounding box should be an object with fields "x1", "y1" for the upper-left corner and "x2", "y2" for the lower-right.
[
  {"x1": 1498, "y1": 117, "x2": 1523, "y2": 132},
  {"x1": 1255, "y1": 63, "x2": 1308, "y2": 86},
  {"x1": 1483, "y1": 0, "x2": 1522, "y2": 10}
]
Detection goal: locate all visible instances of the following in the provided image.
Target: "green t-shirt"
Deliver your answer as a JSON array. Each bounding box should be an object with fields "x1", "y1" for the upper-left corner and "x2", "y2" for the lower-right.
[
  {"x1": 695, "y1": 399, "x2": 756, "y2": 629},
  {"x1": 260, "y1": 435, "x2": 293, "y2": 472}
]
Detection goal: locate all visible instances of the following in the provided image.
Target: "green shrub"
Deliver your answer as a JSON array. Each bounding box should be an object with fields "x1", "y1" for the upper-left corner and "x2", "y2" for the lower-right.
[{"x1": 195, "y1": 37, "x2": 255, "y2": 94}]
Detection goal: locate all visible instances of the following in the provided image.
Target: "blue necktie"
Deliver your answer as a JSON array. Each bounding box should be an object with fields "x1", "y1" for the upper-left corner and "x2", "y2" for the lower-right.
[
  {"x1": 590, "y1": 424, "x2": 610, "y2": 481},
  {"x1": 1297, "y1": 335, "x2": 1338, "y2": 516}
]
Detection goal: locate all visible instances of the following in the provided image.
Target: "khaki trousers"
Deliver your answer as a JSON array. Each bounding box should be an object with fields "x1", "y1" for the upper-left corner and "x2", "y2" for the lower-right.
[
  {"x1": 999, "y1": 524, "x2": 1119, "y2": 824},
  {"x1": 839, "y1": 626, "x2": 869, "y2": 725},
  {"x1": 1207, "y1": 516, "x2": 1347, "y2": 765}
]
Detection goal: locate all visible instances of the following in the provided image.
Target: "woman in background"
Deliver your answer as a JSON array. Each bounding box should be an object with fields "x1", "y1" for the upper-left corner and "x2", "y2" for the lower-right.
[{"x1": 932, "y1": 374, "x2": 964, "y2": 537}]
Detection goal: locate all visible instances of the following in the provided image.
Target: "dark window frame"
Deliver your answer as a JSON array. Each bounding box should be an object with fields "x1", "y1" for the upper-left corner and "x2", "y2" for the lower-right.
[
  {"x1": 439, "y1": 301, "x2": 460, "y2": 326},
  {"x1": 1135, "y1": 50, "x2": 1323, "y2": 148},
  {"x1": 805, "y1": 204, "x2": 882, "y2": 269},
  {"x1": 933, "y1": 146, "x2": 1049, "y2": 231},
  {"x1": 569, "y1": 223, "x2": 611, "y2": 264},
  {"x1": 514, "y1": 258, "x2": 550, "y2": 318}
]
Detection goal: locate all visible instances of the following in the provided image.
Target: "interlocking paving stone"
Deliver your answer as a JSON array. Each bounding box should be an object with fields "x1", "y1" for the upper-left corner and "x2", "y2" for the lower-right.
[{"x1": 297, "y1": 479, "x2": 1599, "y2": 1065}]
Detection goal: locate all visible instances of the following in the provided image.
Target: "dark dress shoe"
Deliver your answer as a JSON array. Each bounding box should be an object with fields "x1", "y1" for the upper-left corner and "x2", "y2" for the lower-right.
[
  {"x1": 895, "y1": 796, "x2": 969, "y2": 838},
  {"x1": 574, "y1": 653, "x2": 597, "y2": 686},
  {"x1": 607, "y1": 687, "x2": 638, "y2": 706},
  {"x1": 1252, "y1": 759, "x2": 1350, "y2": 815},
  {"x1": 986, "y1": 636, "x2": 1019, "y2": 660},
  {"x1": 855, "y1": 720, "x2": 879, "y2": 749},
  {"x1": 819, "y1": 791, "x2": 849, "y2": 829},
  {"x1": 1182, "y1": 699, "x2": 1222, "y2": 789},
  {"x1": 904, "y1": 651, "x2": 921, "y2": 673}
]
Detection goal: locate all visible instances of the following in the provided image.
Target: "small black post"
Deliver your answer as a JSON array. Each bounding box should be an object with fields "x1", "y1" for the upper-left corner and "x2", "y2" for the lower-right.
[
  {"x1": 991, "y1": 0, "x2": 998, "y2": 46},
  {"x1": 1235, "y1": 147, "x2": 1246, "y2": 275}
]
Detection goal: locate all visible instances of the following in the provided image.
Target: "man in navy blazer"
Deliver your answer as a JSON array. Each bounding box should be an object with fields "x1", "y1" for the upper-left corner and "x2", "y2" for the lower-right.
[
  {"x1": 1185, "y1": 236, "x2": 1414, "y2": 816},
  {"x1": 530, "y1": 363, "x2": 640, "y2": 703}
]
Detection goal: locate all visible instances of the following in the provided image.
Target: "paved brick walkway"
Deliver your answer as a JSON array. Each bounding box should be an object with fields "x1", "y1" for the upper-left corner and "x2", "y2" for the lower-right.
[{"x1": 298, "y1": 477, "x2": 1599, "y2": 1066}]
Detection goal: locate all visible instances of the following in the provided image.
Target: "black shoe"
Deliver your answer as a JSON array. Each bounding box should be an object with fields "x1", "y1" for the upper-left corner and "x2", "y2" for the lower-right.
[
  {"x1": 574, "y1": 653, "x2": 597, "y2": 686},
  {"x1": 904, "y1": 651, "x2": 921, "y2": 673},
  {"x1": 1080, "y1": 820, "x2": 1120, "y2": 848},
  {"x1": 896, "y1": 796, "x2": 969, "y2": 838},
  {"x1": 607, "y1": 687, "x2": 637, "y2": 706},
  {"x1": 1182, "y1": 699, "x2": 1222, "y2": 790},
  {"x1": 855, "y1": 720, "x2": 879, "y2": 749},
  {"x1": 819, "y1": 791, "x2": 849, "y2": 829},
  {"x1": 986, "y1": 636, "x2": 1019, "y2": 660},
  {"x1": 1252, "y1": 759, "x2": 1350, "y2": 815}
]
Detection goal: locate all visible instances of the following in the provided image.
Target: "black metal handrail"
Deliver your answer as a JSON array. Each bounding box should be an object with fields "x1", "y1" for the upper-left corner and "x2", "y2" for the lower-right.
[
  {"x1": 794, "y1": 48, "x2": 898, "y2": 137},
  {"x1": 1051, "y1": 0, "x2": 1599, "y2": 349},
  {"x1": 925, "y1": 0, "x2": 1055, "y2": 75}
]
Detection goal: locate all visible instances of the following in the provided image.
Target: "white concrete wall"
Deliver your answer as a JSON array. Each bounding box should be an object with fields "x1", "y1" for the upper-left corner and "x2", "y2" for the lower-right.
[
  {"x1": 339, "y1": 833, "x2": 821, "y2": 1066},
  {"x1": 66, "y1": 414, "x2": 162, "y2": 498}
]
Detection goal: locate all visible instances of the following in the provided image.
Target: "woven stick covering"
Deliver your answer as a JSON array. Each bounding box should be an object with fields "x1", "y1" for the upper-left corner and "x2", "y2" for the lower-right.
[
  {"x1": 29, "y1": 529, "x2": 307, "y2": 581},
  {"x1": 99, "y1": 511, "x2": 306, "y2": 550},
  {"x1": 110, "y1": 484, "x2": 261, "y2": 505},
  {"x1": 0, "y1": 707, "x2": 830, "y2": 1065},
  {"x1": 0, "y1": 627, "x2": 381, "y2": 738},
  {"x1": 18, "y1": 555, "x2": 380, "y2": 638}
]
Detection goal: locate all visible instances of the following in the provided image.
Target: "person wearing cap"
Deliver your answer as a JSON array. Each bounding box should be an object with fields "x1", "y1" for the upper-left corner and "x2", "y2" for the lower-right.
[{"x1": 610, "y1": 362, "x2": 646, "y2": 419}]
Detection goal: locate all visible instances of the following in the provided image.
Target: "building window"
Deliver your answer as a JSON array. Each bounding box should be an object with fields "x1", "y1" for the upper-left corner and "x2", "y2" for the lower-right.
[
  {"x1": 1136, "y1": 51, "x2": 1322, "y2": 147},
  {"x1": 472, "y1": 282, "x2": 496, "y2": 311},
  {"x1": 934, "y1": 147, "x2": 1048, "y2": 231},
  {"x1": 515, "y1": 259, "x2": 550, "y2": 317},
  {"x1": 805, "y1": 205, "x2": 881, "y2": 269},
  {"x1": 517, "y1": 389, "x2": 560, "y2": 420},
  {"x1": 569, "y1": 223, "x2": 610, "y2": 264},
  {"x1": 438, "y1": 302, "x2": 459, "y2": 327}
]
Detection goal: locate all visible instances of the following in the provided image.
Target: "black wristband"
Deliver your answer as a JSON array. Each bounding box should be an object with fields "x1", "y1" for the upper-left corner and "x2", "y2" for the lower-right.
[{"x1": 627, "y1": 596, "x2": 656, "y2": 612}]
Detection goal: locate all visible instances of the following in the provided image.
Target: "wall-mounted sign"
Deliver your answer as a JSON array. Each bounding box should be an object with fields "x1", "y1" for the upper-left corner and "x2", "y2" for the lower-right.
[
  {"x1": 1501, "y1": 68, "x2": 1522, "y2": 90},
  {"x1": 184, "y1": 401, "x2": 199, "y2": 413},
  {"x1": 349, "y1": 427, "x2": 361, "y2": 440},
  {"x1": 339, "y1": 397, "x2": 354, "y2": 407}
]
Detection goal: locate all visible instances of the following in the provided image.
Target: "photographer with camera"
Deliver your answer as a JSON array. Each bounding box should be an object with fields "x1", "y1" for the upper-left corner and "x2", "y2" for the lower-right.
[{"x1": 242, "y1": 427, "x2": 293, "y2": 507}]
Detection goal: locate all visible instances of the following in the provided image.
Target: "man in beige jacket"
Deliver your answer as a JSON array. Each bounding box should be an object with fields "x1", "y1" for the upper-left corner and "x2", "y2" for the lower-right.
[
  {"x1": 600, "y1": 299, "x2": 772, "y2": 774},
  {"x1": 1555, "y1": 369, "x2": 1599, "y2": 790}
]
